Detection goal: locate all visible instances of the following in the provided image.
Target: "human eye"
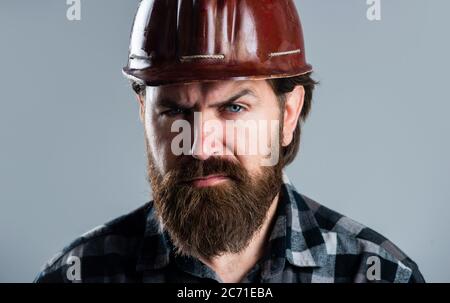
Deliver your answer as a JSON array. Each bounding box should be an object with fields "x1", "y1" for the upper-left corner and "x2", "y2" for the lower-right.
[
  {"x1": 223, "y1": 104, "x2": 246, "y2": 114},
  {"x1": 161, "y1": 107, "x2": 187, "y2": 117}
]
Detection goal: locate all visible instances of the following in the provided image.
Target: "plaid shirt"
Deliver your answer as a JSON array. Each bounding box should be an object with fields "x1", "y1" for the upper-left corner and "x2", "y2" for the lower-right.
[{"x1": 35, "y1": 173, "x2": 425, "y2": 283}]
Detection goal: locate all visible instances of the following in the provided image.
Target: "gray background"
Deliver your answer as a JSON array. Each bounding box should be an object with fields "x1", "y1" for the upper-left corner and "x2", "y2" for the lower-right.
[{"x1": 0, "y1": 0, "x2": 448, "y2": 282}]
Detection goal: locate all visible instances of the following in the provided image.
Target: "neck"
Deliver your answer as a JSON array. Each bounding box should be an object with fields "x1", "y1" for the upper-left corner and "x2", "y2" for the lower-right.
[{"x1": 198, "y1": 193, "x2": 280, "y2": 283}]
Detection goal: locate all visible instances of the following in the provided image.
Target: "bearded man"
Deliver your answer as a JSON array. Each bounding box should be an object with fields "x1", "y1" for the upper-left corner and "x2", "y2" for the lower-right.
[{"x1": 35, "y1": 0, "x2": 424, "y2": 283}]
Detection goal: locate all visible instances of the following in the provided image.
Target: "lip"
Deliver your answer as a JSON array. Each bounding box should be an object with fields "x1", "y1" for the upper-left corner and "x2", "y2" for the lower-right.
[{"x1": 184, "y1": 174, "x2": 230, "y2": 188}]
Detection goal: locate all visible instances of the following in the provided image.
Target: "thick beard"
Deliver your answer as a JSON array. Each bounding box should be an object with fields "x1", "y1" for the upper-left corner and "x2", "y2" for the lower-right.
[{"x1": 145, "y1": 139, "x2": 283, "y2": 259}]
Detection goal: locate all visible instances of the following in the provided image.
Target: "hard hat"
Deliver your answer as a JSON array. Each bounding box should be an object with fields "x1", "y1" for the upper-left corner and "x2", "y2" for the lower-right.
[{"x1": 123, "y1": 0, "x2": 313, "y2": 86}]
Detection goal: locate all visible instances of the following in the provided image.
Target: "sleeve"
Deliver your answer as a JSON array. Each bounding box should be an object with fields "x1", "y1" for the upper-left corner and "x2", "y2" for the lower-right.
[
  {"x1": 33, "y1": 252, "x2": 77, "y2": 283},
  {"x1": 34, "y1": 266, "x2": 66, "y2": 283},
  {"x1": 407, "y1": 262, "x2": 426, "y2": 283}
]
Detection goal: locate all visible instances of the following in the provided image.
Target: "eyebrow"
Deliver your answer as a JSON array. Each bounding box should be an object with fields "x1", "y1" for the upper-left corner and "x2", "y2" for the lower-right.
[
  {"x1": 210, "y1": 89, "x2": 258, "y2": 108},
  {"x1": 156, "y1": 89, "x2": 258, "y2": 109}
]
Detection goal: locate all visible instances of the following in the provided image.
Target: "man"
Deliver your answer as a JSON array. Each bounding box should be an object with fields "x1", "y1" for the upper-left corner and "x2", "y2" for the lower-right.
[{"x1": 35, "y1": 0, "x2": 424, "y2": 283}]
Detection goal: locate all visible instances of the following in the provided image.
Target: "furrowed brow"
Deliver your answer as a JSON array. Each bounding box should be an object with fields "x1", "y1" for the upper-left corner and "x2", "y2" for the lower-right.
[
  {"x1": 155, "y1": 89, "x2": 258, "y2": 109},
  {"x1": 156, "y1": 97, "x2": 191, "y2": 109},
  {"x1": 209, "y1": 89, "x2": 258, "y2": 108}
]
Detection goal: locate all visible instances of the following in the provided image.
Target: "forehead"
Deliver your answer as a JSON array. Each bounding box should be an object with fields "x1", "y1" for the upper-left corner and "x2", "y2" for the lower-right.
[{"x1": 146, "y1": 79, "x2": 273, "y2": 107}]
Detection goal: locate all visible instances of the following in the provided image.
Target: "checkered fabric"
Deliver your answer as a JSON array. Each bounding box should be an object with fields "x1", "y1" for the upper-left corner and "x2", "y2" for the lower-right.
[{"x1": 35, "y1": 173, "x2": 425, "y2": 283}]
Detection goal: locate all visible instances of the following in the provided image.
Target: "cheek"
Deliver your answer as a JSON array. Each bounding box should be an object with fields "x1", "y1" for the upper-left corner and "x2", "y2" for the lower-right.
[
  {"x1": 145, "y1": 114, "x2": 179, "y2": 174},
  {"x1": 230, "y1": 111, "x2": 281, "y2": 171}
]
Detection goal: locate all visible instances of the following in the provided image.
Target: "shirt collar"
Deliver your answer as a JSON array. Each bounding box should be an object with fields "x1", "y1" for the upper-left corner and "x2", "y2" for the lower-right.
[{"x1": 136, "y1": 172, "x2": 329, "y2": 275}]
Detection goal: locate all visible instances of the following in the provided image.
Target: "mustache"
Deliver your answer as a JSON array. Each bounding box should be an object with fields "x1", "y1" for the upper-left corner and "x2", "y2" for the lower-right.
[{"x1": 169, "y1": 157, "x2": 249, "y2": 184}]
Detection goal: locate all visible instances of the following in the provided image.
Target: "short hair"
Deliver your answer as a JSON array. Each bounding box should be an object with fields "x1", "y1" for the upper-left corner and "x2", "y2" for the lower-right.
[
  {"x1": 131, "y1": 81, "x2": 145, "y2": 96},
  {"x1": 267, "y1": 73, "x2": 317, "y2": 167}
]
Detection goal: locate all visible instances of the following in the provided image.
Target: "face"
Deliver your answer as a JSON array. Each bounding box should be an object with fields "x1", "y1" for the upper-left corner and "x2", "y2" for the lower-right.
[{"x1": 138, "y1": 79, "x2": 304, "y2": 258}]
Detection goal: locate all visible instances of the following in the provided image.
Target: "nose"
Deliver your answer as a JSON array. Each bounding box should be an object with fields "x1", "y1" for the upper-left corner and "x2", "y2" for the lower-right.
[{"x1": 190, "y1": 112, "x2": 223, "y2": 161}]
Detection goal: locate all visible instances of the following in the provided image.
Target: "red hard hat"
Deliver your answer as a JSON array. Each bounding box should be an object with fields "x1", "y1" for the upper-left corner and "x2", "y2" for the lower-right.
[{"x1": 123, "y1": 0, "x2": 313, "y2": 86}]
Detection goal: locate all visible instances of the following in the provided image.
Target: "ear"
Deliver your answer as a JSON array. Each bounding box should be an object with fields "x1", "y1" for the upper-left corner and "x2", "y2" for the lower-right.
[
  {"x1": 282, "y1": 85, "x2": 305, "y2": 146},
  {"x1": 136, "y1": 94, "x2": 145, "y2": 123}
]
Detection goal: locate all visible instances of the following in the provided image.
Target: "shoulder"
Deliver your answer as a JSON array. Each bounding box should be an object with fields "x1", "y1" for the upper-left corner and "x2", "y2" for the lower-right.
[
  {"x1": 301, "y1": 194, "x2": 425, "y2": 283},
  {"x1": 34, "y1": 203, "x2": 150, "y2": 283}
]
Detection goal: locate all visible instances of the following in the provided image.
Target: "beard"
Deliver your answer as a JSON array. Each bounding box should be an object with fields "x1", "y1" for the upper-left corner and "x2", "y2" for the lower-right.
[{"x1": 145, "y1": 138, "x2": 284, "y2": 259}]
